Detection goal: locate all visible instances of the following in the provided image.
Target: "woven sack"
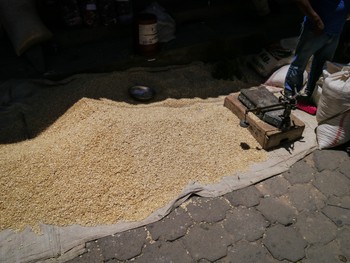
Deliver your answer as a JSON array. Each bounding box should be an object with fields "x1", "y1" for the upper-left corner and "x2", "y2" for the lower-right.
[{"x1": 316, "y1": 68, "x2": 350, "y2": 149}]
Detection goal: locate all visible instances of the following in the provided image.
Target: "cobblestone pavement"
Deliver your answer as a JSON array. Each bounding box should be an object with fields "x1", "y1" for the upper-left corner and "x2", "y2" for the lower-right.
[{"x1": 67, "y1": 149, "x2": 350, "y2": 263}]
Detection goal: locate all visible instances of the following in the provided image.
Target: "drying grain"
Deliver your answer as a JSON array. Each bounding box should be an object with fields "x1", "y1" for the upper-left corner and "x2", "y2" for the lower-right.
[
  {"x1": 0, "y1": 97, "x2": 266, "y2": 232},
  {"x1": 0, "y1": 63, "x2": 267, "y2": 232}
]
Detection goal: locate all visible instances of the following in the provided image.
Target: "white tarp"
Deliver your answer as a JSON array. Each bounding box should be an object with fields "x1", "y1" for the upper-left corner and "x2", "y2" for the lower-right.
[
  {"x1": 0, "y1": 110, "x2": 317, "y2": 263},
  {"x1": 0, "y1": 63, "x2": 318, "y2": 263}
]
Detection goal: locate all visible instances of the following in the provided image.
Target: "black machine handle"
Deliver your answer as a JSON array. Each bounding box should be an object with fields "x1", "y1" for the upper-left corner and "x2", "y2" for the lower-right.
[{"x1": 240, "y1": 92, "x2": 297, "y2": 130}]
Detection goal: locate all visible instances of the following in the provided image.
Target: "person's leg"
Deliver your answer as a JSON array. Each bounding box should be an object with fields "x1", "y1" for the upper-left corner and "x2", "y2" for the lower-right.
[
  {"x1": 305, "y1": 34, "x2": 340, "y2": 97},
  {"x1": 285, "y1": 28, "x2": 326, "y2": 96}
]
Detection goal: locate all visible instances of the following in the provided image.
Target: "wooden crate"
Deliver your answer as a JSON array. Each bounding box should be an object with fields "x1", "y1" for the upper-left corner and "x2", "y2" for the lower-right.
[{"x1": 224, "y1": 92, "x2": 305, "y2": 150}]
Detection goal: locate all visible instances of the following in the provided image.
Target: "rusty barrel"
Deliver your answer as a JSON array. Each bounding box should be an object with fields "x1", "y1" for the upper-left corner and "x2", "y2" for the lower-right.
[{"x1": 134, "y1": 13, "x2": 159, "y2": 57}]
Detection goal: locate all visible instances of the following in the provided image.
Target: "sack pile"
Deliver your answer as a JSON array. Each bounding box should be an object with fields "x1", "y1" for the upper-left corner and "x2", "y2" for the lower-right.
[{"x1": 250, "y1": 42, "x2": 294, "y2": 78}]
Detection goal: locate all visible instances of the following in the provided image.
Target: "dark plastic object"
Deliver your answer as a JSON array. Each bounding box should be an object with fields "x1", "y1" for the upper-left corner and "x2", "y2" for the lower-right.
[{"x1": 128, "y1": 85, "x2": 155, "y2": 101}]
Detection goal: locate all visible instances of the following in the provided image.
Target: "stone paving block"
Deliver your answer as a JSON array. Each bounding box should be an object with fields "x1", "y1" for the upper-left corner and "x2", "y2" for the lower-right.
[
  {"x1": 339, "y1": 160, "x2": 350, "y2": 179},
  {"x1": 185, "y1": 196, "x2": 231, "y2": 223},
  {"x1": 312, "y1": 170, "x2": 350, "y2": 197},
  {"x1": 256, "y1": 175, "x2": 291, "y2": 197},
  {"x1": 313, "y1": 149, "x2": 348, "y2": 172},
  {"x1": 327, "y1": 196, "x2": 350, "y2": 209},
  {"x1": 223, "y1": 207, "x2": 269, "y2": 242},
  {"x1": 262, "y1": 224, "x2": 307, "y2": 262},
  {"x1": 225, "y1": 185, "x2": 262, "y2": 207},
  {"x1": 216, "y1": 241, "x2": 276, "y2": 263},
  {"x1": 322, "y1": 205, "x2": 350, "y2": 227},
  {"x1": 285, "y1": 184, "x2": 326, "y2": 212},
  {"x1": 256, "y1": 196, "x2": 298, "y2": 225},
  {"x1": 337, "y1": 227, "x2": 350, "y2": 259},
  {"x1": 98, "y1": 227, "x2": 147, "y2": 261},
  {"x1": 303, "y1": 152, "x2": 316, "y2": 167},
  {"x1": 283, "y1": 159, "x2": 315, "y2": 185},
  {"x1": 147, "y1": 207, "x2": 193, "y2": 241},
  {"x1": 131, "y1": 240, "x2": 192, "y2": 263},
  {"x1": 294, "y1": 211, "x2": 337, "y2": 244},
  {"x1": 182, "y1": 223, "x2": 231, "y2": 262},
  {"x1": 66, "y1": 241, "x2": 103, "y2": 263},
  {"x1": 304, "y1": 240, "x2": 344, "y2": 263}
]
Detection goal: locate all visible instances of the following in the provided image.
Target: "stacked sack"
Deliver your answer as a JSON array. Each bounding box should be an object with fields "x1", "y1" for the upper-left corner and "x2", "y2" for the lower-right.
[{"x1": 316, "y1": 66, "x2": 350, "y2": 149}]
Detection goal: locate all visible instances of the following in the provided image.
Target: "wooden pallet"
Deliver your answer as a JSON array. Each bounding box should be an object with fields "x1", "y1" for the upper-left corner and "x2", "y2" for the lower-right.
[{"x1": 224, "y1": 92, "x2": 305, "y2": 150}]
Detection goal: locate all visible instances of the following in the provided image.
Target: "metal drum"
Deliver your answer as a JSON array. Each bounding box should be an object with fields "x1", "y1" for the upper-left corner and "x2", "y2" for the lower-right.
[{"x1": 134, "y1": 13, "x2": 159, "y2": 57}]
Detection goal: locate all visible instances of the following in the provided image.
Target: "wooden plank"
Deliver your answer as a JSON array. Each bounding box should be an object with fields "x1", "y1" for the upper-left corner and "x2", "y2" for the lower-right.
[{"x1": 224, "y1": 92, "x2": 305, "y2": 150}]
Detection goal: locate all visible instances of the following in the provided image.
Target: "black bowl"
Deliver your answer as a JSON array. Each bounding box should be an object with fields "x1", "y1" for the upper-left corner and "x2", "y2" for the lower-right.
[{"x1": 128, "y1": 85, "x2": 156, "y2": 102}]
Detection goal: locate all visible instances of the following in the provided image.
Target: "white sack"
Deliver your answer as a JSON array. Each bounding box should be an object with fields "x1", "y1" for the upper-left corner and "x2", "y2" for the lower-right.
[
  {"x1": 250, "y1": 49, "x2": 292, "y2": 77},
  {"x1": 264, "y1": 64, "x2": 308, "y2": 88},
  {"x1": 316, "y1": 67, "x2": 350, "y2": 149},
  {"x1": 312, "y1": 61, "x2": 346, "y2": 106}
]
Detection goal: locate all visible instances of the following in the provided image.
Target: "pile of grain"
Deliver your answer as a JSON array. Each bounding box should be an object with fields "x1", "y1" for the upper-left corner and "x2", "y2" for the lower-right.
[{"x1": 0, "y1": 63, "x2": 267, "y2": 232}]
